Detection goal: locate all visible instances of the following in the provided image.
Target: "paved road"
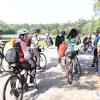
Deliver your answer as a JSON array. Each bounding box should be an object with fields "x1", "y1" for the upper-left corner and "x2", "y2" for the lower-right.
[{"x1": 0, "y1": 46, "x2": 100, "y2": 100}]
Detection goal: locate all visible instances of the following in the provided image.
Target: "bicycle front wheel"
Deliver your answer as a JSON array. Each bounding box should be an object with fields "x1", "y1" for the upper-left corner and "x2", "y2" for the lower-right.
[
  {"x1": 3, "y1": 75, "x2": 23, "y2": 100},
  {"x1": 39, "y1": 53, "x2": 47, "y2": 69},
  {"x1": 88, "y1": 45, "x2": 93, "y2": 53}
]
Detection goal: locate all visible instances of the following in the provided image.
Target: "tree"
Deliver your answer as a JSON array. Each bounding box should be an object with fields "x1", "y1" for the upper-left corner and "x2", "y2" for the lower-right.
[{"x1": 94, "y1": 0, "x2": 100, "y2": 16}]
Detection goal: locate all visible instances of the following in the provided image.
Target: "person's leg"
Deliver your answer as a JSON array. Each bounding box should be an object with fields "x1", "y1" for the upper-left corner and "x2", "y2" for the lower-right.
[
  {"x1": 91, "y1": 48, "x2": 97, "y2": 67},
  {"x1": 28, "y1": 60, "x2": 36, "y2": 83},
  {"x1": 33, "y1": 48, "x2": 40, "y2": 67},
  {"x1": 21, "y1": 60, "x2": 36, "y2": 85},
  {"x1": 58, "y1": 56, "x2": 61, "y2": 64}
]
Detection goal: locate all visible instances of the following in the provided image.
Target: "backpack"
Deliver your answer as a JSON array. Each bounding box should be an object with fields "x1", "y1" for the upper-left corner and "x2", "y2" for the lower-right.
[
  {"x1": 5, "y1": 48, "x2": 20, "y2": 64},
  {"x1": 58, "y1": 42, "x2": 67, "y2": 57},
  {"x1": 55, "y1": 35, "x2": 65, "y2": 48},
  {"x1": 3, "y1": 39, "x2": 15, "y2": 56}
]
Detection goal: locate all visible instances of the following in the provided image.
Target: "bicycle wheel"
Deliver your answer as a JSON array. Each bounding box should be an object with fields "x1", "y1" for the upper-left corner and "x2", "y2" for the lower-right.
[
  {"x1": 39, "y1": 53, "x2": 47, "y2": 69},
  {"x1": 1, "y1": 58, "x2": 10, "y2": 72},
  {"x1": 3, "y1": 75, "x2": 23, "y2": 100},
  {"x1": 88, "y1": 45, "x2": 93, "y2": 53},
  {"x1": 67, "y1": 63, "x2": 73, "y2": 84}
]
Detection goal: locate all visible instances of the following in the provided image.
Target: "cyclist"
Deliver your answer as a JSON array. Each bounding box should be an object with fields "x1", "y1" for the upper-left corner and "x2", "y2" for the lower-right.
[
  {"x1": 56, "y1": 31, "x2": 66, "y2": 66},
  {"x1": 97, "y1": 34, "x2": 100, "y2": 74},
  {"x1": 45, "y1": 33, "x2": 53, "y2": 47},
  {"x1": 30, "y1": 28, "x2": 40, "y2": 69},
  {"x1": 55, "y1": 30, "x2": 65, "y2": 50},
  {"x1": 91, "y1": 30, "x2": 100, "y2": 67},
  {"x1": 65, "y1": 28, "x2": 78, "y2": 78},
  {"x1": 14, "y1": 29, "x2": 36, "y2": 86},
  {"x1": 83, "y1": 37, "x2": 89, "y2": 46}
]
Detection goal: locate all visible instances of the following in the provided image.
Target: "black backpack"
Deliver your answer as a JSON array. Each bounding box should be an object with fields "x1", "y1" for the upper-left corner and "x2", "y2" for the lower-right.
[
  {"x1": 5, "y1": 48, "x2": 20, "y2": 64},
  {"x1": 55, "y1": 35, "x2": 64, "y2": 47}
]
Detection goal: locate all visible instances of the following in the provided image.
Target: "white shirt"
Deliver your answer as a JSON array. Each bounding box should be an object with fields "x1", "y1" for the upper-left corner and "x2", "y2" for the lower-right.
[{"x1": 31, "y1": 34, "x2": 40, "y2": 48}]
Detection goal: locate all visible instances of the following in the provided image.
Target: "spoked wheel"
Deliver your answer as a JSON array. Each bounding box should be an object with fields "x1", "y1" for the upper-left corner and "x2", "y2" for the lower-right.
[
  {"x1": 3, "y1": 75, "x2": 23, "y2": 100},
  {"x1": 67, "y1": 63, "x2": 73, "y2": 84},
  {"x1": 68, "y1": 70, "x2": 73, "y2": 84},
  {"x1": 1, "y1": 58, "x2": 13, "y2": 72},
  {"x1": 39, "y1": 53, "x2": 47, "y2": 69},
  {"x1": 88, "y1": 45, "x2": 93, "y2": 53}
]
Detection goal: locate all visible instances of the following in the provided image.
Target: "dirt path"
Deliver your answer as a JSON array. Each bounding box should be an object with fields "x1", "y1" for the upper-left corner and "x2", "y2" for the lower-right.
[
  {"x1": 23, "y1": 47, "x2": 100, "y2": 100},
  {"x1": 0, "y1": 46, "x2": 100, "y2": 100}
]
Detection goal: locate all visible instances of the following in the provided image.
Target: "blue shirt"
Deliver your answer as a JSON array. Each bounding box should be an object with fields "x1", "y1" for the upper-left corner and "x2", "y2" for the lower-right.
[{"x1": 94, "y1": 35, "x2": 100, "y2": 48}]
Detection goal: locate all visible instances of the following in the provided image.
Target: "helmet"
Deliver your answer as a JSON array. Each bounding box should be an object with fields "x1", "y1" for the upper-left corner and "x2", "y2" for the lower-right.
[
  {"x1": 17, "y1": 28, "x2": 28, "y2": 36},
  {"x1": 17, "y1": 29, "x2": 28, "y2": 40},
  {"x1": 33, "y1": 29, "x2": 40, "y2": 33},
  {"x1": 46, "y1": 33, "x2": 49, "y2": 36}
]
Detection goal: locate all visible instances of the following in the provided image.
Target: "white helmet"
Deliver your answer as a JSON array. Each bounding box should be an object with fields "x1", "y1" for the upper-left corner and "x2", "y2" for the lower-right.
[
  {"x1": 17, "y1": 28, "x2": 28, "y2": 36},
  {"x1": 46, "y1": 33, "x2": 49, "y2": 36}
]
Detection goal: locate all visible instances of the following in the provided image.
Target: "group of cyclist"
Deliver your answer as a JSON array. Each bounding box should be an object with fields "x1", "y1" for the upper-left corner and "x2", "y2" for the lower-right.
[
  {"x1": 0, "y1": 28, "x2": 42, "y2": 86},
  {"x1": 83, "y1": 30, "x2": 100, "y2": 69},
  {"x1": 0, "y1": 28, "x2": 100, "y2": 86},
  {"x1": 55, "y1": 28, "x2": 100, "y2": 78}
]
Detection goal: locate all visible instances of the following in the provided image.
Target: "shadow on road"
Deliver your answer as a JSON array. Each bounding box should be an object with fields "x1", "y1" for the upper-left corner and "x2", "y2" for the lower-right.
[
  {"x1": 46, "y1": 58, "x2": 57, "y2": 70},
  {"x1": 36, "y1": 72, "x2": 72, "y2": 94},
  {"x1": 36, "y1": 53, "x2": 98, "y2": 95}
]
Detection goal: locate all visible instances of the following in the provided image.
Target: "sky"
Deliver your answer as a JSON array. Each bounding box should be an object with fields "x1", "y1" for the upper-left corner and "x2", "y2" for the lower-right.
[{"x1": 0, "y1": 0, "x2": 95, "y2": 24}]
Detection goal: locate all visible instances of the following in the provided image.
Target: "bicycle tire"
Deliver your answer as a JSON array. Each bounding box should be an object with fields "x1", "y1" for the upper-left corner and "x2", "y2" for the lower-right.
[
  {"x1": 67, "y1": 63, "x2": 73, "y2": 84},
  {"x1": 3, "y1": 75, "x2": 23, "y2": 100},
  {"x1": 39, "y1": 53, "x2": 47, "y2": 69},
  {"x1": 2, "y1": 62, "x2": 16, "y2": 73},
  {"x1": 88, "y1": 45, "x2": 93, "y2": 53},
  {"x1": 2, "y1": 65, "x2": 13, "y2": 72},
  {"x1": 30, "y1": 67, "x2": 37, "y2": 86}
]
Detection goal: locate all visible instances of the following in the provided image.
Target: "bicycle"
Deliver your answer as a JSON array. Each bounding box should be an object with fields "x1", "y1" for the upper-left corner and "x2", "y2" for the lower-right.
[
  {"x1": 3, "y1": 61, "x2": 37, "y2": 100},
  {"x1": 3, "y1": 50, "x2": 37, "y2": 100},
  {"x1": 65, "y1": 51, "x2": 81, "y2": 84},
  {"x1": 80, "y1": 43, "x2": 93, "y2": 54},
  {"x1": 36, "y1": 47, "x2": 47, "y2": 70}
]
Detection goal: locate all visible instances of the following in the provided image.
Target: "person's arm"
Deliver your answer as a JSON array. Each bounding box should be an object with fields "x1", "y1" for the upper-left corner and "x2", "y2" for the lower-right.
[{"x1": 97, "y1": 40, "x2": 100, "y2": 56}]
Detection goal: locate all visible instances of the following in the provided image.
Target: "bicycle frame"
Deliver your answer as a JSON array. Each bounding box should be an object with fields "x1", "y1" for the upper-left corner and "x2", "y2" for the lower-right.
[{"x1": 65, "y1": 51, "x2": 81, "y2": 84}]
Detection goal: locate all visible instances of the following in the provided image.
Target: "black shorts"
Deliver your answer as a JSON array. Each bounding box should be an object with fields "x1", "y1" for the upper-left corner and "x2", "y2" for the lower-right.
[
  {"x1": 94, "y1": 48, "x2": 97, "y2": 56},
  {"x1": 21, "y1": 61, "x2": 32, "y2": 70}
]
